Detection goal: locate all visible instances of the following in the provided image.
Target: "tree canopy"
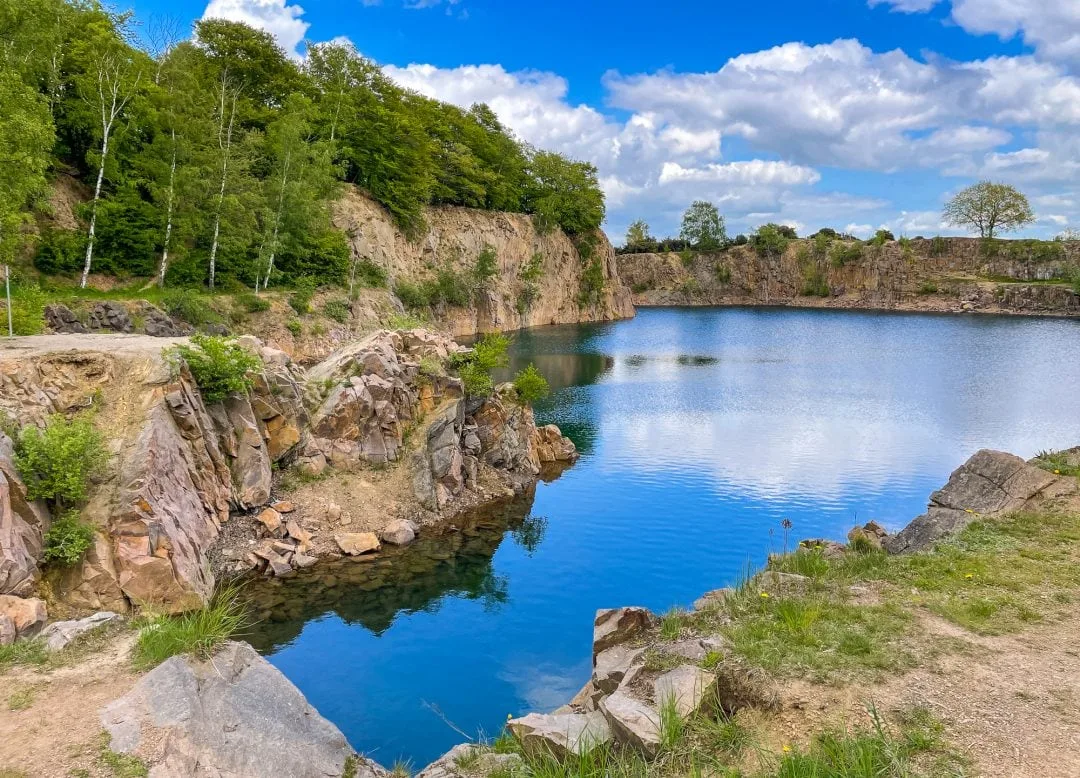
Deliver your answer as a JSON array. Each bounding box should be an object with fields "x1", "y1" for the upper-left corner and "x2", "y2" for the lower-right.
[
  {"x1": 943, "y1": 181, "x2": 1035, "y2": 239},
  {"x1": 0, "y1": 1, "x2": 607, "y2": 289},
  {"x1": 680, "y1": 201, "x2": 726, "y2": 250}
]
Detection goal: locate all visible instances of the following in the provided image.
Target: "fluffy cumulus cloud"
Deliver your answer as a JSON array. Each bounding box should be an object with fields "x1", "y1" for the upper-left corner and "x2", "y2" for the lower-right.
[
  {"x1": 202, "y1": 0, "x2": 309, "y2": 57},
  {"x1": 202, "y1": 0, "x2": 1080, "y2": 239}
]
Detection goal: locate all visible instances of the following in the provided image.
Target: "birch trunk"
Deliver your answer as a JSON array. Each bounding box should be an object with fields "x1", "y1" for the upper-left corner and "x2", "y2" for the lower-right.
[
  {"x1": 208, "y1": 80, "x2": 237, "y2": 291},
  {"x1": 262, "y1": 147, "x2": 292, "y2": 290},
  {"x1": 157, "y1": 130, "x2": 177, "y2": 286}
]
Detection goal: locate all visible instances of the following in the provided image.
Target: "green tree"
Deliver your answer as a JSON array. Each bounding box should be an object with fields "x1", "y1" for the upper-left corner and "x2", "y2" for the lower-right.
[
  {"x1": 943, "y1": 181, "x2": 1035, "y2": 239},
  {"x1": 0, "y1": 70, "x2": 53, "y2": 266},
  {"x1": 625, "y1": 219, "x2": 655, "y2": 251},
  {"x1": 524, "y1": 151, "x2": 605, "y2": 235},
  {"x1": 680, "y1": 201, "x2": 726, "y2": 250}
]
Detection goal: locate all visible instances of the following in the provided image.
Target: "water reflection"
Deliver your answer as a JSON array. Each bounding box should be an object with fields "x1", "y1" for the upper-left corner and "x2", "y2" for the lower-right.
[{"x1": 245, "y1": 493, "x2": 537, "y2": 651}]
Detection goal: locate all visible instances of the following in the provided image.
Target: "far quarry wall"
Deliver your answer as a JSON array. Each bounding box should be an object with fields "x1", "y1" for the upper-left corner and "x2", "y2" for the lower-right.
[
  {"x1": 333, "y1": 188, "x2": 635, "y2": 336},
  {"x1": 617, "y1": 238, "x2": 1080, "y2": 315}
]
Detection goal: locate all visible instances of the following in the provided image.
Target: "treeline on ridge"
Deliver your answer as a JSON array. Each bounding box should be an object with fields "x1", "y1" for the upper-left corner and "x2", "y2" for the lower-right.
[{"x1": 0, "y1": 0, "x2": 605, "y2": 291}]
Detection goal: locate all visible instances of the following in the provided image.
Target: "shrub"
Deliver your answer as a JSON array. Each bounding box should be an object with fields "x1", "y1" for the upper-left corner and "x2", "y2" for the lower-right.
[
  {"x1": 918, "y1": 280, "x2": 939, "y2": 295},
  {"x1": 679, "y1": 248, "x2": 695, "y2": 268},
  {"x1": 171, "y1": 335, "x2": 262, "y2": 404},
  {"x1": 161, "y1": 289, "x2": 223, "y2": 330},
  {"x1": 322, "y1": 298, "x2": 351, "y2": 324},
  {"x1": 14, "y1": 414, "x2": 106, "y2": 506},
  {"x1": 714, "y1": 263, "x2": 732, "y2": 283},
  {"x1": 132, "y1": 586, "x2": 249, "y2": 670},
  {"x1": 516, "y1": 252, "x2": 544, "y2": 314},
  {"x1": 394, "y1": 280, "x2": 430, "y2": 310},
  {"x1": 513, "y1": 364, "x2": 549, "y2": 404},
  {"x1": 42, "y1": 510, "x2": 95, "y2": 567},
  {"x1": 631, "y1": 282, "x2": 651, "y2": 294},
  {"x1": 830, "y1": 241, "x2": 863, "y2": 267},
  {"x1": 473, "y1": 245, "x2": 499, "y2": 290},
  {"x1": 800, "y1": 266, "x2": 830, "y2": 297},
  {"x1": 353, "y1": 258, "x2": 388, "y2": 289},
  {"x1": 930, "y1": 236, "x2": 948, "y2": 257},
  {"x1": 578, "y1": 257, "x2": 605, "y2": 307},
  {"x1": 869, "y1": 229, "x2": 895, "y2": 246},
  {"x1": 751, "y1": 224, "x2": 791, "y2": 257},
  {"x1": 8, "y1": 282, "x2": 47, "y2": 335},
  {"x1": 288, "y1": 277, "x2": 317, "y2": 315},
  {"x1": 234, "y1": 293, "x2": 270, "y2": 314},
  {"x1": 451, "y1": 333, "x2": 510, "y2": 397},
  {"x1": 286, "y1": 319, "x2": 302, "y2": 337}
]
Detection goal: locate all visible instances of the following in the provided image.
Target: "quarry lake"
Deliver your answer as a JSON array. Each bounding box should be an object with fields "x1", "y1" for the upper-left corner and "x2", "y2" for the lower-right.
[{"x1": 245, "y1": 306, "x2": 1080, "y2": 768}]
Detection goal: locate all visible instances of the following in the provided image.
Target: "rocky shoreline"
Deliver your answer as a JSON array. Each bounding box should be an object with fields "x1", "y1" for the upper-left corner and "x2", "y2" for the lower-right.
[{"x1": 75, "y1": 444, "x2": 1077, "y2": 776}]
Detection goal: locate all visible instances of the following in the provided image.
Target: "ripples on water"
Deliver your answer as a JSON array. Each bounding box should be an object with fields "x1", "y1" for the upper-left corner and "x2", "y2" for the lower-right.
[{"x1": 246, "y1": 307, "x2": 1080, "y2": 767}]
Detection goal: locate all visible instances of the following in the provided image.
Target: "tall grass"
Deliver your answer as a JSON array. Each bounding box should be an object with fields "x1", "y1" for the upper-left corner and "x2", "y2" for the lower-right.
[{"x1": 132, "y1": 586, "x2": 250, "y2": 670}]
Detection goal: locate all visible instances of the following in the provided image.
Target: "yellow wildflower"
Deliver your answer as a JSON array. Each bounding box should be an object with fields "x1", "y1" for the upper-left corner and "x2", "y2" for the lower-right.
[
  {"x1": 760, "y1": 592, "x2": 770, "y2": 599},
  {"x1": 964, "y1": 573, "x2": 973, "y2": 579},
  {"x1": 1054, "y1": 469, "x2": 1061, "y2": 474},
  {"x1": 964, "y1": 508, "x2": 974, "y2": 514},
  {"x1": 782, "y1": 745, "x2": 792, "y2": 753}
]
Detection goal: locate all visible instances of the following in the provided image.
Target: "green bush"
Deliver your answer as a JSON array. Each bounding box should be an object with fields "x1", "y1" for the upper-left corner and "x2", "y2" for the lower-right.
[
  {"x1": 353, "y1": 258, "x2": 388, "y2": 289},
  {"x1": 918, "y1": 280, "x2": 939, "y2": 295},
  {"x1": 171, "y1": 335, "x2": 262, "y2": 404},
  {"x1": 751, "y1": 224, "x2": 791, "y2": 257},
  {"x1": 930, "y1": 236, "x2": 948, "y2": 257},
  {"x1": 869, "y1": 229, "x2": 895, "y2": 246},
  {"x1": 14, "y1": 414, "x2": 106, "y2": 506},
  {"x1": 287, "y1": 277, "x2": 317, "y2": 315},
  {"x1": 42, "y1": 510, "x2": 95, "y2": 567},
  {"x1": 451, "y1": 333, "x2": 510, "y2": 397},
  {"x1": 473, "y1": 245, "x2": 499, "y2": 289},
  {"x1": 235, "y1": 293, "x2": 270, "y2": 314},
  {"x1": 513, "y1": 364, "x2": 549, "y2": 404},
  {"x1": 516, "y1": 252, "x2": 545, "y2": 314},
  {"x1": 161, "y1": 289, "x2": 223, "y2": 330},
  {"x1": 713, "y1": 262, "x2": 731, "y2": 284},
  {"x1": 322, "y1": 298, "x2": 351, "y2": 323},
  {"x1": 830, "y1": 241, "x2": 863, "y2": 267},
  {"x1": 8, "y1": 282, "x2": 47, "y2": 335},
  {"x1": 395, "y1": 266, "x2": 473, "y2": 310},
  {"x1": 578, "y1": 257, "x2": 605, "y2": 307},
  {"x1": 394, "y1": 280, "x2": 430, "y2": 309},
  {"x1": 33, "y1": 229, "x2": 86, "y2": 275},
  {"x1": 286, "y1": 319, "x2": 302, "y2": 337}
]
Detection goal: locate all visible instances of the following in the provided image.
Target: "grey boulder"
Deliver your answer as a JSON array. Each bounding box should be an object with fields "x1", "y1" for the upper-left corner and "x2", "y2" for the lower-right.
[
  {"x1": 598, "y1": 690, "x2": 661, "y2": 758},
  {"x1": 507, "y1": 711, "x2": 612, "y2": 758},
  {"x1": 592, "y1": 607, "x2": 656, "y2": 656},
  {"x1": 100, "y1": 641, "x2": 385, "y2": 778},
  {"x1": 41, "y1": 611, "x2": 121, "y2": 652}
]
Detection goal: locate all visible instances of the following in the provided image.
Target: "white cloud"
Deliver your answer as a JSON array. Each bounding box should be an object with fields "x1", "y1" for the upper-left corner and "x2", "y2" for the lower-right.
[
  {"x1": 952, "y1": 0, "x2": 1080, "y2": 65},
  {"x1": 202, "y1": 0, "x2": 309, "y2": 57},
  {"x1": 868, "y1": 0, "x2": 941, "y2": 12}
]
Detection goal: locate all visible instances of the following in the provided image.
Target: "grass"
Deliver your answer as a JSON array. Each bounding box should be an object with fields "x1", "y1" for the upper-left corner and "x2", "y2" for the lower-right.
[
  {"x1": 132, "y1": 586, "x2": 249, "y2": 670},
  {"x1": 1032, "y1": 449, "x2": 1080, "y2": 478},
  {"x1": 0, "y1": 620, "x2": 124, "y2": 672},
  {"x1": 7, "y1": 686, "x2": 35, "y2": 710},
  {"x1": 96, "y1": 732, "x2": 149, "y2": 778}
]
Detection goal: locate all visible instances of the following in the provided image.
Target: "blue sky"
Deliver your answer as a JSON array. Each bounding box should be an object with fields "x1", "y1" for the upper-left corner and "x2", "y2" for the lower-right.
[{"x1": 128, "y1": 0, "x2": 1080, "y2": 242}]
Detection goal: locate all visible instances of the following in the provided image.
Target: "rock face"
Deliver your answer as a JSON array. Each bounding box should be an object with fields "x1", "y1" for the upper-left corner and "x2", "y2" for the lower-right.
[
  {"x1": 40, "y1": 610, "x2": 120, "y2": 651},
  {"x1": 0, "y1": 594, "x2": 47, "y2": 638},
  {"x1": 653, "y1": 665, "x2": 718, "y2": 717},
  {"x1": 885, "y1": 449, "x2": 1073, "y2": 553},
  {"x1": 0, "y1": 433, "x2": 50, "y2": 595},
  {"x1": 332, "y1": 187, "x2": 634, "y2": 337},
  {"x1": 598, "y1": 691, "x2": 662, "y2": 758},
  {"x1": 101, "y1": 641, "x2": 385, "y2": 778},
  {"x1": 593, "y1": 607, "x2": 657, "y2": 655},
  {"x1": 0, "y1": 335, "x2": 306, "y2": 613},
  {"x1": 617, "y1": 238, "x2": 1080, "y2": 317}
]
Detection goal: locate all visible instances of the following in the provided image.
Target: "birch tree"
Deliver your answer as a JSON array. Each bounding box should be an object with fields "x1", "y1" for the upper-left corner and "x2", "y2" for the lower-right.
[
  {"x1": 207, "y1": 72, "x2": 239, "y2": 290},
  {"x1": 78, "y1": 54, "x2": 141, "y2": 287}
]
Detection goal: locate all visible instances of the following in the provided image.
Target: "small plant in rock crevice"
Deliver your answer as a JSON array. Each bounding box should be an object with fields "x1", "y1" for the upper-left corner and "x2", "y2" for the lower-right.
[
  {"x1": 14, "y1": 413, "x2": 106, "y2": 508},
  {"x1": 512, "y1": 364, "x2": 549, "y2": 405},
  {"x1": 42, "y1": 509, "x2": 96, "y2": 567},
  {"x1": 170, "y1": 334, "x2": 262, "y2": 404},
  {"x1": 450, "y1": 333, "x2": 510, "y2": 397}
]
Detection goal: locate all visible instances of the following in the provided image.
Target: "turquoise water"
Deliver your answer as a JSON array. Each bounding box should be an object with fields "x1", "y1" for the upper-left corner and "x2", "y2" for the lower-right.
[{"x1": 246, "y1": 307, "x2": 1080, "y2": 769}]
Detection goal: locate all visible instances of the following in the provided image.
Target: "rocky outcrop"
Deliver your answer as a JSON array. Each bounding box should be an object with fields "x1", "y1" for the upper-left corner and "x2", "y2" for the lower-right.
[
  {"x1": 415, "y1": 744, "x2": 521, "y2": 778},
  {"x1": 101, "y1": 641, "x2": 388, "y2": 778},
  {"x1": 0, "y1": 433, "x2": 50, "y2": 595},
  {"x1": 333, "y1": 188, "x2": 634, "y2": 337},
  {"x1": 884, "y1": 449, "x2": 1076, "y2": 554},
  {"x1": 507, "y1": 711, "x2": 612, "y2": 758},
  {"x1": 40, "y1": 610, "x2": 120, "y2": 651},
  {"x1": 618, "y1": 238, "x2": 1080, "y2": 317}
]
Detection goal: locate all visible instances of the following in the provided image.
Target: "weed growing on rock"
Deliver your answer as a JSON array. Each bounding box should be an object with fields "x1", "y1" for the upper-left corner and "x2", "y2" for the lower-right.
[
  {"x1": 322, "y1": 297, "x2": 351, "y2": 323},
  {"x1": 171, "y1": 335, "x2": 262, "y2": 404},
  {"x1": 42, "y1": 510, "x2": 96, "y2": 567},
  {"x1": 132, "y1": 586, "x2": 249, "y2": 670},
  {"x1": 451, "y1": 333, "x2": 510, "y2": 397}
]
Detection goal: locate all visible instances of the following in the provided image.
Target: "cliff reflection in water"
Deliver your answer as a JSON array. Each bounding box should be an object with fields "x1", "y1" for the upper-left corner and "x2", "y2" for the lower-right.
[{"x1": 244, "y1": 488, "x2": 552, "y2": 653}]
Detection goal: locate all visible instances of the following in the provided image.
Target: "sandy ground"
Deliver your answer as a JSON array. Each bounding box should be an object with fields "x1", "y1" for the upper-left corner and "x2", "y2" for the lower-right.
[
  {"x1": 750, "y1": 610, "x2": 1080, "y2": 777},
  {"x1": 0, "y1": 631, "x2": 142, "y2": 777}
]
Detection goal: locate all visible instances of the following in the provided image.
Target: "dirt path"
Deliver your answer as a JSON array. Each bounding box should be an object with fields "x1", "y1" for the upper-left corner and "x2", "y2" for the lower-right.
[
  {"x1": 0, "y1": 632, "x2": 142, "y2": 777},
  {"x1": 759, "y1": 610, "x2": 1080, "y2": 777}
]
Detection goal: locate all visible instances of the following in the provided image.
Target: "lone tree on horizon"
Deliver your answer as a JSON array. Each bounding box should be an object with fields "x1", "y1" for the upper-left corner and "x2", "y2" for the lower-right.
[
  {"x1": 943, "y1": 181, "x2": 1034, "y2": 239},
  {"x1": 680, "y1": 201, "x2": 727, "y2": 250}
]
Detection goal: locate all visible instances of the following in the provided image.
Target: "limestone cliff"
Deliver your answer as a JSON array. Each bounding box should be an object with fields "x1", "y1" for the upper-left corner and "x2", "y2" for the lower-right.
[
  {"x1": 618, "y1": 238, "x2": 1080, "y2": 316},
  {"x1": 333, "y1": 188, "x2": 634, "y2": 336}
]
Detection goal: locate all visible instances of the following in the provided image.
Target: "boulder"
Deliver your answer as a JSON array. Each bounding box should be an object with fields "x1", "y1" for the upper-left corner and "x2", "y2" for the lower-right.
[
  {"x1": 532, "y1": 424, "x2": 578, "y2": 464},
  {"x1": 416, "y1": 744, "x2": 521, "y2": 778},
  {"x1": 88, "y1": 301, "x2": 133, "y2": 333},
  {"x1": 335, "y1": 532, "x2": 380, "y2": 556},
  {"x1": 44, "y1": 304, "x2": 89, "y2": 334},
  {"x1": 886, "y1": 449, "x2": 1070, "y2": 554},
  {"x1": 507, "y1": 711, "x2": 612, "y2": 758},
  {"x1": 100, "y1": 641, "x2": 385, "y2": 778},
  {"x1": 692, "y1": 588, "x2": 734, "y2": 612},
  {"x1": 653, "y1": 665, "x2": 718, "y2": 717},
  {"x1": 140, "y1": 305, "x2": 188, "y2": 337},
  {"x1": 0, "y1": 614, "x2": 14, "y2": 645},
  {"x1": 379, "y1": 519, "x2": 417, "y2": 546},
  {"x1": 593, "y1": 607, "x2": 656, "y2": 656},
  {"x1": 256, "y1": 508, "x2": 283, "y2": 535},
  {"x1": 40, "y1": 611, "x2": 121, "y2": 652},
  {"x1": 598, "y1": 690, "x2": 661, "y2": 758},
  {"x1": 0, "y1": 595, "x2": 47, "y2": 638},
  {"x1": 271, "y1": 501, "x2": 296, "y2": 513},
  {"x1": 593, "y1": 644, "x2": 645, "y2": 694}
]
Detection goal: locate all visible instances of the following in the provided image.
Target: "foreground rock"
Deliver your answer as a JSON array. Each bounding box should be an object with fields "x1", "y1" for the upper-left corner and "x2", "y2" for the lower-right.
[
  {"x1": 598, "y1": 690, "x2": 662, "y2": 758},
  {"x1": 40, "y1": 611, "x2": 120, "y2": 651},
  {"x1": 101, "y1": 641, "x2": 387, "y2": 778},
  {"x1": 593, "y1": 607, "x2": 656, "y2": 655},
  {"x1": 885, "y1": 449, "x2": 1073, "y2": 553},
  {"x1": 0, "y1": 433, "x2": 50, "y2": 596},
  {"x1": 416, "y1": 744, "x2": 522, "y2": 778},
  {"x1": 507, "y1": 711, "x2": 612, "y2": 758},
  {"x1": 0, "y1": 594, "x2": 47, "y2": 639}
]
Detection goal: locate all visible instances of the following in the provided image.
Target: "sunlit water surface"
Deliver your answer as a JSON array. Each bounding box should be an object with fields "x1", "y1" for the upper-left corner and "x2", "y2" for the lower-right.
[{"x1": 246, "y1": 307, "x2": 1080, "y2": 768}]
